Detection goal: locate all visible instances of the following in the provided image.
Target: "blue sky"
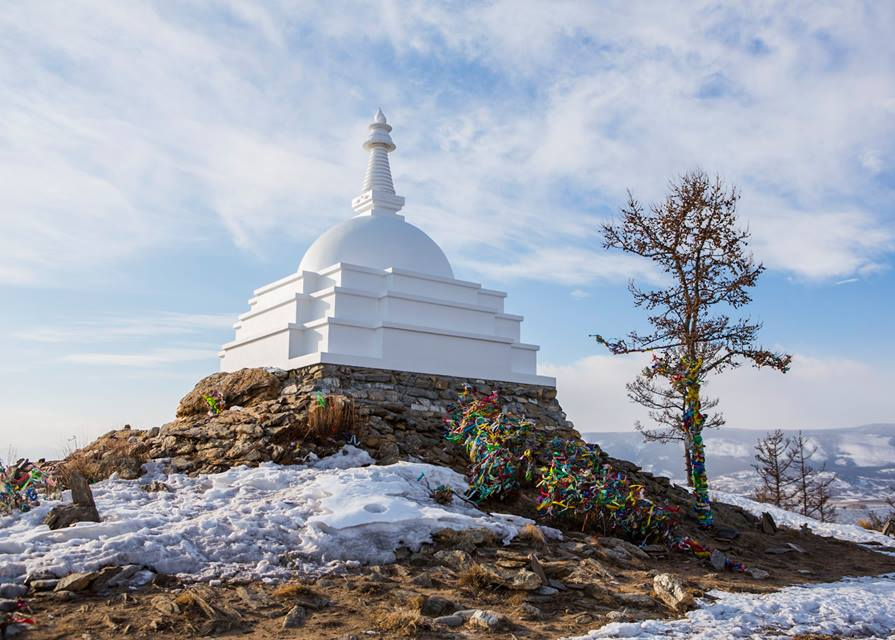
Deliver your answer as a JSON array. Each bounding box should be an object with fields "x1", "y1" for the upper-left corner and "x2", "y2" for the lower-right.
[{"x1": 1, "y1": 2, "x2": 893, "y2": 459}]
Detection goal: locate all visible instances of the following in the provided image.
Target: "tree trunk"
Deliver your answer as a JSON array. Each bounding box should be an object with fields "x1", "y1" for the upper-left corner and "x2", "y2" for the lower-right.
[
  {"x1": 682, "y1": 361, "x2": 713, "y2": 527},
  {"x1": 683, "y1": 444, "x2": 694, "y2": 488}
]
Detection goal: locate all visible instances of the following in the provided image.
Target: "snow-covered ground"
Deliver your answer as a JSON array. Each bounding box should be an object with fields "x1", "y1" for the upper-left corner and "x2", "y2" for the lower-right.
[
  {"x1": 569, "y1": 573, "x2": 895, "y2": 639},
  {"x1": 568, "y1": 490, "x2": 895, "y2": 639},
  {"x1": 0, "y1": 446, "x2": 532, "y2": 584},
  {"x1": 712, "y1": 489, "x2": 895, "y2": 548}
]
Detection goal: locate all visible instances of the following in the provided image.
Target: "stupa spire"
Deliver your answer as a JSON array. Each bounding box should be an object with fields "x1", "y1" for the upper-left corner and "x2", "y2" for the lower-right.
[{"x1": 352, "y1": 108, "x2": 405, "y2": 216}]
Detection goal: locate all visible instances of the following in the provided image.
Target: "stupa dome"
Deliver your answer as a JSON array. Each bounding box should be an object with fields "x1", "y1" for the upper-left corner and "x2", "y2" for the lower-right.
[
  {"x1": 299, "y1": 214, "x2": 453, "y2": 278},
  {"x1": 298, "y1": 108, "x2": 453, "y2": 279}
]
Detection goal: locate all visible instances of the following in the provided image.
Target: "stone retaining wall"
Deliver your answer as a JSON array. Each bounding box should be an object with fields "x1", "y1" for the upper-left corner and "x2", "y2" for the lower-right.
[{"x1": 292, "y1": 364, "x2": 581, "y2": 470}]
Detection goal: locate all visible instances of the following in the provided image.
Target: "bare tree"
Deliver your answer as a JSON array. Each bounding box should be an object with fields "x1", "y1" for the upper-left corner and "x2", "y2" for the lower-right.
[
  {"x1": 787, "y1": 432, "x2": 837, "y2": 522},
  {"x1": 808, "y1": 470, "x2": 837, "y2": 523},
  {"x1": 753, "y1": 429, "x2": 794, "y2": 508},
  {"x1": 787, "y1": 432, "x2": 815, "y2": 517},
  {"x1": 593, "y1": 170, "x2": 791, "y2": 527}
]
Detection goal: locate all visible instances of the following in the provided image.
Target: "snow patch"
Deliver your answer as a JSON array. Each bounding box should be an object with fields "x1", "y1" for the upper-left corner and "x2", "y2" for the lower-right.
[
  {"x1": 570, "y1": 574, "x2": 895, "y2": 639},
  {"x1": 0, "y1": 446, "x2": 532, "y2": 583},
  {"x1": 712, "y1": 490, "x2": 895, "y2": 548},
  {"x1": 838, "y1": 434, "x2": 895, "y2": 467}
]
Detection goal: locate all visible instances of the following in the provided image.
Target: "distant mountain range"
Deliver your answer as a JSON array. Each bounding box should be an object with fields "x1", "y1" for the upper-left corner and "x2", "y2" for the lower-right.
[{"x1": 581, "y1": 424, "x2": 895, "y2": 523}]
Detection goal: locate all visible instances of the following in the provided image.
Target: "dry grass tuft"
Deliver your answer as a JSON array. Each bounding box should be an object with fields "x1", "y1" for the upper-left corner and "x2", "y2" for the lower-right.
[
  {"x1": 458, "y1": 563, "x2": 493, "y2": 591},
  {"x1": 306, "y1": 394, "x2": 357, "y2": 440},
  {"x1": 374, "y1": 608, "x2": 427, "y2": 634},
  {"x1": 517, "y1": 522, "x2": 547, "y2": 546},
  {"x1": 407, "y1": 594, "x2": 426, "y2": 611},
  {"x1": 271, "y1": 583, "x2": 312, "y2": 599},
  {"x1": 856, "y1": 517, "x2": 877, "y2": 531}
]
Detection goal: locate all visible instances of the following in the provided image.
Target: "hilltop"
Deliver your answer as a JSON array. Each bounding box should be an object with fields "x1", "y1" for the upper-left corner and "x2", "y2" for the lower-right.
[{"x1": 4, "y1": 366, "x2": 895, "y2": 639}]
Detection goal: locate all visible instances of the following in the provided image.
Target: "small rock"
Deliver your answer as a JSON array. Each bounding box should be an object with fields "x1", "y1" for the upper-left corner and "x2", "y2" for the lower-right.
[
  {"x1": 420, "y1": 595, "x2": 455, "y2": 616},
  {"x1": 281, "y1": 384, "x2": 298, "y2": 396},
  {"x1": 55, "y1": 572, "x2": 98, "y2": 593},
  {"x1": 410, "y1": 573, "x2": 433, "y2": 588},
  {"x1": 652, "y1": 573, "x2": 694, "y2": 612},
  {"x1": 709, "y1": 549, "x2": 727, "y2": 571},
  {"x1": 599, "y1": 537, "x2": 650, "y2": 560},
  {"x1": 547, "y1": 579, "x2": 567, "y2": 591},
  {"x1": 282, "y1": 605, "x2": 307, "y2": 629},
  {"x1": 760, "y1": 512, "x2": 777, "y2": 534},
  {"x1": 605, "y1": 610, "x2": 629, "y2": 622},
  {"x1": 536, "y1": 586, "x2": 558, "y2": 596},
  {"x1": 29, "y1": 579, "x2": 59, "y2": 591},
  {"x1": 89, "y1": 566, "x2": 124, "y2": 592},
  {"x1": 141, "y1": 481, "x2": 172, "y2": 493},
  {"x1": 765, "y1": 546, "x2": 794, "y2": 555},
  {"x1": 712, "y1": 525, "x2": 740, "y2": 541},
  {"x1": 643, "y1": 544, "x2": 667, "y2": 555},
  {"x1": 0, "y1": 584, "x2": 27, "y2": 599},
  {"x1": 0, "y1": 600, "x2": 18, "y2": 613},
  {"x1": 519, "y1": 603, "x2": 543, "y2": 620},
  {"x1": 432, "y1": 614, "x2": 464, "y2": 628},
  {"x1": 468, "y1": 609, "x2": 504, "y2": 631},
  {"x1": 508, "y1": 568, "x2": 541, "y2": 591},
  {"x1": 433, "y1": 549, "x2": 473, "y2": 571},
  {"x1": 747, "y1": 568, "x2": 770, "y2": 580},
  {"x1": 616, "y1": 593, "x2": 655, "y2": 607},
  {"x1": 375, "y1": 442, "x2": 400, "y2": 465},
  {"x1": 103, "y1": 565, "x2": 144, "y2": 589},
  {"x1": 150, "y1": 595, "x2": 180, "y2": 615},
  {"x1": 529, "y1": 553, "x2": 548, "y2": 585}
]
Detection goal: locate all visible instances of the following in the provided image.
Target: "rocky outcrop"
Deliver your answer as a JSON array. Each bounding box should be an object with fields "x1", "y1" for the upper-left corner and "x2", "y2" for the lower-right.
[
  {"x1": 175, "y1": 368, "x2": 283, "y2": 419},
  {"x1": 68, "y1": 364, "x2": 580, "y2": 478}
]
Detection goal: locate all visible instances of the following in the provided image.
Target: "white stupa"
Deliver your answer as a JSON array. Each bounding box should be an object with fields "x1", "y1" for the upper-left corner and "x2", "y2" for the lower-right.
[{"x1": 219, "y1": 110, "x2": 554, "y2": 386}]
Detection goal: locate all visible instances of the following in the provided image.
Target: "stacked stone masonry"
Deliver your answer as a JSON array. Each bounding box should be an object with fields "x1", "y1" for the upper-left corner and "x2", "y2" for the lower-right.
[{"x1": 108, "y1": 364, "x2": 582, "y2": 477}]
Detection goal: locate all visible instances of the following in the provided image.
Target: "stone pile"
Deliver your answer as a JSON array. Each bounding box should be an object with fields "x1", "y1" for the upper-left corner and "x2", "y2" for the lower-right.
[{"x1": 67, "y1": 364, "x2": 581, "y2": 478}]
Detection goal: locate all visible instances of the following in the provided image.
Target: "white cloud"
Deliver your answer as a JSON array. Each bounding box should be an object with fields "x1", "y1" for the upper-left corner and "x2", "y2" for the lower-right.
[
  {"x1": 15, "y1": 312, "x2": 236, "y2": 343},
  {"x1": 0, "y1": 2, "x2": 892, "y2": 288},
  {"x1": 543, "y1": 352, "x2": 895, "y2": 433},
  {"x1": 570, "y1": 289, "x2": 591, "y2": 300},
  {"x1": 61, "y1": 347, "x2": 217, "y2": 367}
]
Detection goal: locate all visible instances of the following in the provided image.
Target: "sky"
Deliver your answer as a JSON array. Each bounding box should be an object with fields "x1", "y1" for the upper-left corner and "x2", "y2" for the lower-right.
[{"x1": 1, "y1": 2, "x2": 894, "y2": 460}]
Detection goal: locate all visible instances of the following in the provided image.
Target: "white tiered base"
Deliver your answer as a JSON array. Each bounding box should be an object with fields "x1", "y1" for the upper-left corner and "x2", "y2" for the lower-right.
[{"x1": 219, "y1": 262, "x2": 554, "y2": 386}]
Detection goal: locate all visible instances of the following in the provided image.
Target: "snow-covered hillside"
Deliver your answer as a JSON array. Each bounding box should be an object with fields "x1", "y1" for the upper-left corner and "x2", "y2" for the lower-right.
[{"x1": 584, "y1": 424, "x2": 895, "y2": 523}]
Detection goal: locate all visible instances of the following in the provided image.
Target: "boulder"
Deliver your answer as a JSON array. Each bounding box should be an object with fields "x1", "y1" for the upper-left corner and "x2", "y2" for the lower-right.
[
  {"x1": 43, "y1": 503, "x2": 100, "y2": 530},
  {"x1": 420, "y1": 595, "x2": 456, "y2": 616},
  {"x1": 467, "y1": 609, "x2": 504, "y2": 631},
  {"x1": 54, "y1": 572, "x2": 98, "y2": 593},
  {"x1": 760, "y1": 512, "x2": 777, "y2": 534},
  {"x1": 653, "y1": 573, "x2": 695, "y2": 612},
  {"x1": 282, "y1": 605, "x2": 307, "y2": 629},
  {"x1": 709, "y1": 549, "x2": 727, "y2": 571},
  {"x1": 43, "y1": 472, "x2": 100, "y2": 530},
  {"x1": 176, "y1": 368, "x2": 283, "y2": 418},
  {"x1": 433, "y1": 549, "x2": 474, "y2": 571}
]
